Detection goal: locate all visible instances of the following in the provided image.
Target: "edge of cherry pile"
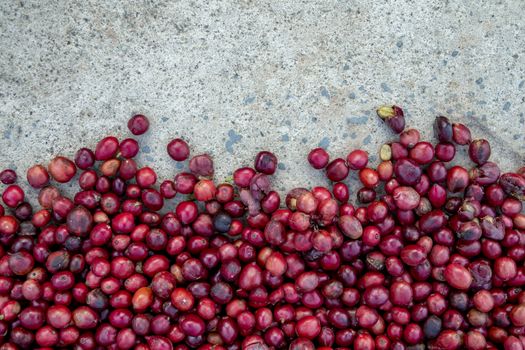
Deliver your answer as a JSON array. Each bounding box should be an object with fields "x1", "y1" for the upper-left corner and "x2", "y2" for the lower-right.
[{"x1": 0, "y1": 108, "x2": 524, "y2": 350}]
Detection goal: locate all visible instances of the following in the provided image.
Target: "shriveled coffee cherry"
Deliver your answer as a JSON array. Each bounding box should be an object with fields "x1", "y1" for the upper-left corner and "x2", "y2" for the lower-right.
[
  {"x1": 499, "y1": 173, "x2": 525, "y2": 200},
  {"x1": 189, "y1": 154, "x2": 214, "y2": 177}
]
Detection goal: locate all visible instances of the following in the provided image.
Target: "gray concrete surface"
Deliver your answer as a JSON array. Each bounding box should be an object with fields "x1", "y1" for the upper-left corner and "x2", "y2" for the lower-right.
[{"x1": 0, "y1": 1, "x2": 524, "y2": 202}]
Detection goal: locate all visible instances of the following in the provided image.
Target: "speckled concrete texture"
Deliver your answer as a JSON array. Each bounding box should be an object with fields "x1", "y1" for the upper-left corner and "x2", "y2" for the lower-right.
[{"x1": 0, "y1": 1, "x2": 524, "y2": 199}]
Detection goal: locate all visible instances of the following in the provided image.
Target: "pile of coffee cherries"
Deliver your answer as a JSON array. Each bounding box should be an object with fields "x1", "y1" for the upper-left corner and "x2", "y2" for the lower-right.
[{"x1": 0, "y1": 108, "x2": 524, "y2": 350}]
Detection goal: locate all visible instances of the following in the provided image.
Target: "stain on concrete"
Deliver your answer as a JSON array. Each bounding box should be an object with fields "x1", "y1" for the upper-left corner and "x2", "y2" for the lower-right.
[
  {"x1": 318, "y1": 137, "x2": 330, "y2": 149},
  {"x1": 225, "y1": 129, "x2": 242, "y2": 154},
  {"x1": 347, "y1": 116, "x2": 368, "y2": 125},
  {"x1": 2, "y1": 122, "x2": 14, "y2": 140},
  {"x1": 381, "y1": 83, "x2": 392, "y2": 93},
  {"x1": 243, "y1": 96, "x2": 256, "y2": 105},
  {"x1": 320, "y1": 86, "x2": 330, "y2": 99}
]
